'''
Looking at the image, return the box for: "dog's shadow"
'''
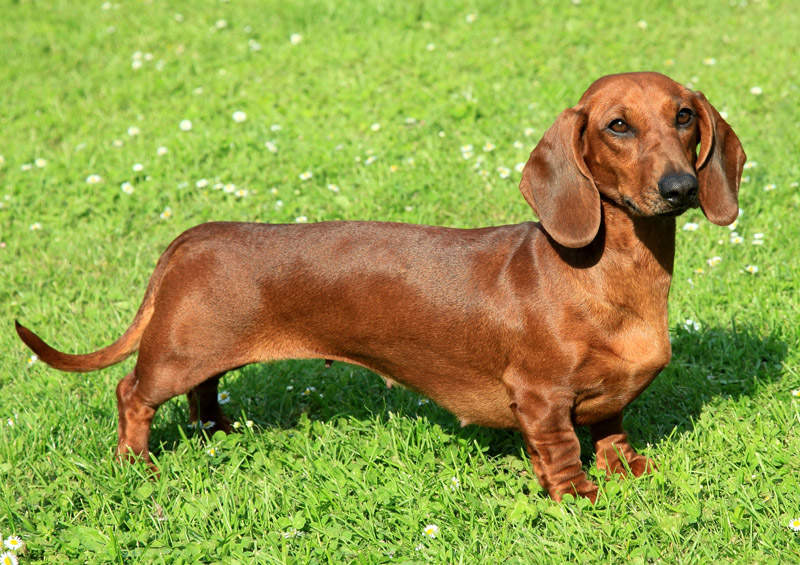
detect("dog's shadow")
[622,324,787,445]
[150,324,787,465]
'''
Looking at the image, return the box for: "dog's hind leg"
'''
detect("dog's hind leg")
[116,360,233,465]
[186,373,232,435]
[115,368,158,464]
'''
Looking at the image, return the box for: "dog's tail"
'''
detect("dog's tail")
[14,235,179,373]
[15,304,150,372]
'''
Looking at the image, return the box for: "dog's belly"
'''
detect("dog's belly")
[369,363,517,429]
[265,343,518,429]
[427,382,517,428]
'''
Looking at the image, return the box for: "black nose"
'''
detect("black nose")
[658,173,698,206]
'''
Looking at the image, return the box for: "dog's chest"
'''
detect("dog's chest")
[571,310,671,424]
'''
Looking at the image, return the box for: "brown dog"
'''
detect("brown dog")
[16,72,745,502]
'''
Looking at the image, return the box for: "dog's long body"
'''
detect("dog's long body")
[16,72,745,501]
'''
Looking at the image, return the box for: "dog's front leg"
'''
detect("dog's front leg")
[507,384,598,502]
[590,413,656,477]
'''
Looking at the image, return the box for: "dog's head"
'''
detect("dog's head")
[519,72,746,248]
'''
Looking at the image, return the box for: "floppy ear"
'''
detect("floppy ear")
[519,107,600,248]
[693,92,746,226]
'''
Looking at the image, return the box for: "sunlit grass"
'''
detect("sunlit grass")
[1,0,799,562]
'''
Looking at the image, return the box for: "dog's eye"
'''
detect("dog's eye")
[607,119,629,134]
[676,108,694,126]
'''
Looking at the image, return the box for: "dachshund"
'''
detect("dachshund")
[16,72,745,501]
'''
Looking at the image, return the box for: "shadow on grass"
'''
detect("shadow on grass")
[623,323,787,445]
[149,323,787,466]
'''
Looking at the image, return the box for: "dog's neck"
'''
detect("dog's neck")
[547,198,676,295]
[599,199,677,276]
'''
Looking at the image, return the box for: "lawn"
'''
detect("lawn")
[1,0,799,562]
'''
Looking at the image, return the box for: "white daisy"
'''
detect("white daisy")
[3,536,23,552]
[683,319,701,332]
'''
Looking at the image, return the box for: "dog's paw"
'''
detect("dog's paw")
[628,455,657,477]
[596,450,656,478]
[550,477,599,504]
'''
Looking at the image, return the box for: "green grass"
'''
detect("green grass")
[2,0,799,562]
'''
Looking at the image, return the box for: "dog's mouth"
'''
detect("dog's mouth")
[621,196,640,213]
[657,205,693,217]
[622,194,698,218]
[657,195,700,217]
